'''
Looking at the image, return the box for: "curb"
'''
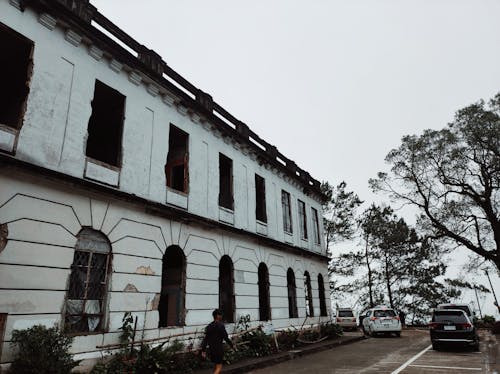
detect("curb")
[220,335,366,373]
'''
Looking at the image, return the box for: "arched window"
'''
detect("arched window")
[159,245,186,327]
[219,255,235,323]
[258,263,271,321]
[304,271,314,317]
[318,274,327,317]
[65,228,111,333]
[287,268,298,318]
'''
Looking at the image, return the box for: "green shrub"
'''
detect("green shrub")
[320,322,343,338]
[9,325,79,374]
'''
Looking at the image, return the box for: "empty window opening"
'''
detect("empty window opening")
[0,22,33,129]
[298,200,308,240]
[255,174,267,223]
[282,190,292,233]
[219,255,235,323]
[287,268,298,318]
[304,271,314,317]
[86,80,125,167]
[65,228,111,334]
[165,125,189,193]
[318,274,327,317]
[159,245,186,327]
[258,263,271,321]
[219,153,233,210]
[312,207,321,245]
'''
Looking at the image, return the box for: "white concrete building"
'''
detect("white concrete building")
[0,0,331,368]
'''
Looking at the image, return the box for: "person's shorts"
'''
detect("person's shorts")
[210,352,223,364]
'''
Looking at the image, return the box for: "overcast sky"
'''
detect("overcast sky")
[91,0,500,316]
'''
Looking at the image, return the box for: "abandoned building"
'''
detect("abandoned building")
[0,0,331,368]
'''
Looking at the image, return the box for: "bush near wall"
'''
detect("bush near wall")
[8,325,80,374]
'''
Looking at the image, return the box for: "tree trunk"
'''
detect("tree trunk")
[385,254,394,309]
[365,235,374,308]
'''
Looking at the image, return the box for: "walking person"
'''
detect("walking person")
[201,309,235,374]
[399,310,406,328]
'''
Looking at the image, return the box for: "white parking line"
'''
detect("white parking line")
[409,364,482,371]
[390,344,432,374]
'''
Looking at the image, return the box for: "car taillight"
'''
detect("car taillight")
[370,317,377,321]
[393,316,400,320]
[429,322,439,329]
[352,318,356,322]
[336,317,341,322]
[458,323,472,328]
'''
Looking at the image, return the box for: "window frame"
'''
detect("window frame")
[165,124,189,194]
[218,153,234,210]
[311,207,321,245]
[298,199,308,240]
[281,190,293,234]
[255,174,267,223]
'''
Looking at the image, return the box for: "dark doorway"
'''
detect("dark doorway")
[318,274,328,317]
[159,246,186,327]
[258,263,271,321]
[287,268,298,318]
[219,255,235,323]
[304,271,314,317]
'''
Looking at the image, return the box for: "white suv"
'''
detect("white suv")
[362,306,402,337]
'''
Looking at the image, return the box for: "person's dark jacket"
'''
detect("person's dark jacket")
[201,321,233,357]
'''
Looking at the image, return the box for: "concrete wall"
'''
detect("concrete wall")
[0,170,331,366]
[0,0,326,254]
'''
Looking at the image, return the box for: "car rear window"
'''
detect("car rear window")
[338,310,354,317]
[374,310,396,317]
[433,310,468,323]
[439,305,471,316]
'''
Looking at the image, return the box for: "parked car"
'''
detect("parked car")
[335,308,357,331]
[362,306,402,337]
[436,303,474,319]
[429,309,479,351]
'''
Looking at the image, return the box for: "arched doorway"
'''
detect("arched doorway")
[159,245,186,327]
[318,274,327,317]
[258,263,271,321]
[219,255,235,323]
[304,271,314,317]
[287,268,298,318]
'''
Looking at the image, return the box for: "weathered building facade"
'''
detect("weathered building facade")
[0,0,331,368]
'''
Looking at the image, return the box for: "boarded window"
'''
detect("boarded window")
[65,228,111,334]
[86,80,125,167]
[159,246,186,327]
[255,174,267,223]
[312,207,321,245]
[282,190,292,233]
[318,274,327,316]
[219,255,235,323]
[304,271,314,317]
[218,153,233,210]
[258,263,271,321]
[0,22,33,129]
[298,200,308,240]
[165,125,189,193]
[287,268,298,318]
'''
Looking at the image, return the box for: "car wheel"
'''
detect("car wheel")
[432,342,440,351]
[395,332,401,337]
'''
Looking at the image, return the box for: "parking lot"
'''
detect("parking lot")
[249,329,498,373]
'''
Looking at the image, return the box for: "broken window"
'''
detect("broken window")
[86,80,125,167]
[281,190,293,233]
[311,207,321,245]
[0,22,33,129]
[159,245,186,327]
[318,274,327,317]
[258,263,271,321]
[255,174,267,223]
[218,153,233,210]
[219,255,235,323]
[298,200,308,240]
[287,268,298,318]
[304,271,314,317]
[65,228,111,334]
[165,125,189,193]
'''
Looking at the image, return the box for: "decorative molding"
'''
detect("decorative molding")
[65,29,82,47]
[109,59,123,73]
[176,104,188,116]
[9,0,21,10]
[146,83,159,97]
[38,13,57,30]
[128,71,142,86]
[88,45,103,61]
[162,93,177,107]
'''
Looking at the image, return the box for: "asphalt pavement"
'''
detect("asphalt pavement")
[248,329,494,374]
